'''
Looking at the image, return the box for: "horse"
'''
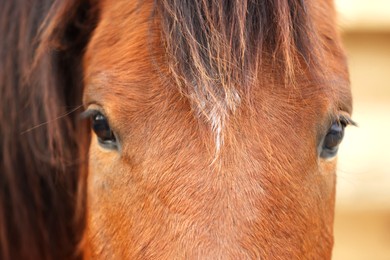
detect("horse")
[0,0,354,259]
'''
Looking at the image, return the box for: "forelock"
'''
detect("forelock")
[156,0,324,151]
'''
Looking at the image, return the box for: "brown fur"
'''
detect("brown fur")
[0,0,352,259]
[0,0,95,259]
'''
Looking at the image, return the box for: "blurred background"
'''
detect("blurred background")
[334,0,390,259]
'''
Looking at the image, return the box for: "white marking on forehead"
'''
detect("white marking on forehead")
[210,110,223,153]
[194,87,241,155]
[229,89,242,112]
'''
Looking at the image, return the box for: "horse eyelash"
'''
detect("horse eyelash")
[338,114,357,127]
[79,109,101,120]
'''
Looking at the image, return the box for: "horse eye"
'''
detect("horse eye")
[320,121,346,158]
[91,112,117,149]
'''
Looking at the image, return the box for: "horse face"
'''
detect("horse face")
[83,0,352,258]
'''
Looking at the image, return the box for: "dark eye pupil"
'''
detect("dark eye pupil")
[91,113,116,143]
[320,121,345,158]
[323,123,344,150]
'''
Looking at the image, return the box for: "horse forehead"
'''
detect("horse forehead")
[82,0,161,103]
[83,0,351,115]
[84,2,155,68]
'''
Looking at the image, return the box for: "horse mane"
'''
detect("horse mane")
[0,0,96,259]
[0,0,327,259]
[156,0,324,149]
